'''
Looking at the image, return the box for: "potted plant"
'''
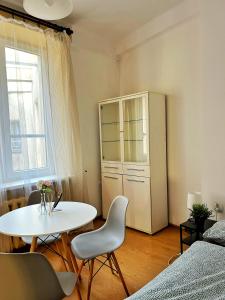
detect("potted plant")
[190,203,213,231]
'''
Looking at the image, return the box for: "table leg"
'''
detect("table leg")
[61,232,75,272]
[180,225,183,254]
[30,237,37,252]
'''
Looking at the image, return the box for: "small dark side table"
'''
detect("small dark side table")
[180,219,217,254]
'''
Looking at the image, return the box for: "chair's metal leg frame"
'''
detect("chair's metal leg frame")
[107,253,115,275]
[37,234,60,255]
[79,252,129,298]
[94,256,118,276]
[38,237,68,263]
[38,234,60,248]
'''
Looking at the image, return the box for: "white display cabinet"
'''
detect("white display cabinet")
[99,91,168,234]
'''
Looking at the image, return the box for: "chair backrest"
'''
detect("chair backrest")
[0,252,65,300]
[27,190,41,206]
[104,195,128,244]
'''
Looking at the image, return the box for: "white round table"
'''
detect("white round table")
[0,201,97,272]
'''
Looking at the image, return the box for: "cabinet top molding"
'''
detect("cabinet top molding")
[99,91,148,103]
[98,90,165,103]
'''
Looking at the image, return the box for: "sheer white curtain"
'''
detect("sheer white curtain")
[45,31,83,201]
[0,17,84,251]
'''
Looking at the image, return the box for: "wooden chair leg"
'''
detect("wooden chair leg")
[30,237,37,252]
[77,260,85,278]
[76,285,82,300]
[56,240,68,271]
[66,233,80,274]
[107,253,114,274]
[87,259,95,300]
[61,233,73,271]
[111,252,129,296]
[74,260,84,300]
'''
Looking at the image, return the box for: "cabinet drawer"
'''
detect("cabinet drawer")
[123,164,150,177]
[101,162,122,174]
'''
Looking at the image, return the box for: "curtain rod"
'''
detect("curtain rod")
[0,4,73,35]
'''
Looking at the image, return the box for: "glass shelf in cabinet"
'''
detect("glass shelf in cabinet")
[101,121,120,125]
[123,118,145,123]
[124,139,144,142]
[102,140,120,143]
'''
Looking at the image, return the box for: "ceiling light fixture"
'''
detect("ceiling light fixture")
[23,0,73,21]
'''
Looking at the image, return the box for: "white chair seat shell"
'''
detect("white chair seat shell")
[71,228,122,260]
[71,195,128,260]
[56,272,77,296]
[0,252,77,300]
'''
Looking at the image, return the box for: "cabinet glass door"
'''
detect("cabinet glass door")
[100,101,121,161]
[123,96,148,163]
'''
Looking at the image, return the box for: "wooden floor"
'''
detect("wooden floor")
[44,220,180,300]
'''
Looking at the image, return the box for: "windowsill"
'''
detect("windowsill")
[2,175,57,190]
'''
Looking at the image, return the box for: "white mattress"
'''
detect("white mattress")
[127,241,225,300]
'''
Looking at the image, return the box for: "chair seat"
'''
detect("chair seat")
[56,272,77,296]
[71,228,122,260]
[22,234,59,245]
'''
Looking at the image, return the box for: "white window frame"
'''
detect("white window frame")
[0,40,55,184]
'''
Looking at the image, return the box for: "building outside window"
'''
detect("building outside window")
[0,46,53,184]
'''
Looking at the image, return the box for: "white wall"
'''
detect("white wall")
[70,28,119,214]
[118,15,201,225]
[69,0,225,225]
[200,0,225,218]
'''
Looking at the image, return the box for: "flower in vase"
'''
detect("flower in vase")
[37,180,53,193]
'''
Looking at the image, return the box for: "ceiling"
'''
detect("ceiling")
[1,0,183,43]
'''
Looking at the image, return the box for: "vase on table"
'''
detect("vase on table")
[40,192,53,215]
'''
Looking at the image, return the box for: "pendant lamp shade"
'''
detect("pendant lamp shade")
[23,0,73,21]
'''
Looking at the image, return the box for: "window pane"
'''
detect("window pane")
[7,81,32,92]
[6,48,45,136]
[11,137,47,171]
[8,92,45,135]
[5,47,38,64]
[5,47,48,173]
[11,137,22,154]
[10,121,22,154]
[6,66,35,81]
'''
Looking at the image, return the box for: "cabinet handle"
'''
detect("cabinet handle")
[127,168,145,171]
[127,179,145,183]
[104,176,119,180]
[104,166,119,169]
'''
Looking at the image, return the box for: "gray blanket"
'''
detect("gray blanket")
[127,241,225,300]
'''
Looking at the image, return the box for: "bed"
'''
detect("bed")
[127,241,225,300]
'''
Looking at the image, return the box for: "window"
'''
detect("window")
[10,120,22,153]
[0,46,53,183]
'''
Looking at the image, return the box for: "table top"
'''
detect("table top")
[180,218,217,231]
[0,201,97,237]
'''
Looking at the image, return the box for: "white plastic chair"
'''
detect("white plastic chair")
[71,195,129,300]
[0,252,80,300]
